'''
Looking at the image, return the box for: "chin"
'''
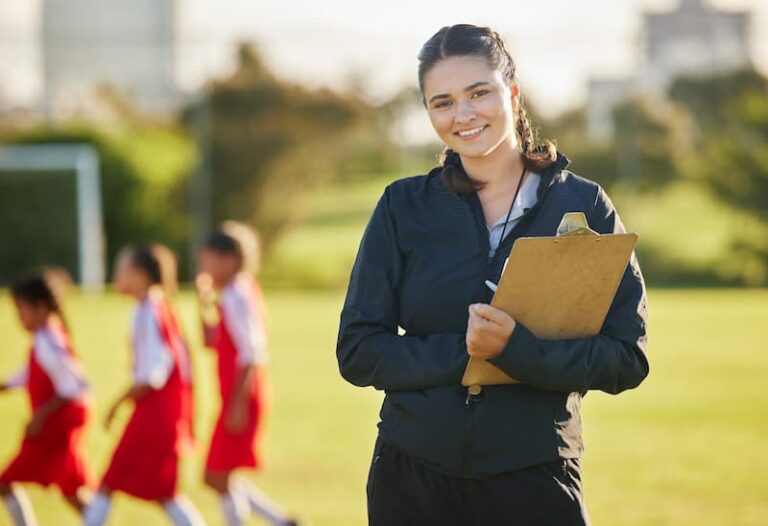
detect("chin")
[450,143,495,160]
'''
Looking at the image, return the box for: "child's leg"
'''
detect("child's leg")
[204,470,246,526]
[0,483,38,526]
[233,476,296,526]
[161,495,206,526]
[63,486,90,514]
[82,488,112,526]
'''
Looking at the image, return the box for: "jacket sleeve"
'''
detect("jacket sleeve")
[488,185,650,394]
[336,187,469,391]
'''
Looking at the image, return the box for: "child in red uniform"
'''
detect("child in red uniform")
[0,272,92,526]
[196,221,298,526]
[83,244,204,526]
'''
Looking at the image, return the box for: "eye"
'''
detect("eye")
[432,100,453,109]
[471,89,490,99]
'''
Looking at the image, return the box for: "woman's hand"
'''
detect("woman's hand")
[466,303,517,360]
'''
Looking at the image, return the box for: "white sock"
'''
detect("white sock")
[82,492,111,526]
[164,496,205,526]
[220,492,246,526]
[234,477,291,526]
[2,488,37,526]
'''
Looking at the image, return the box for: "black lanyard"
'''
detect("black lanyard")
[495,165,528,249]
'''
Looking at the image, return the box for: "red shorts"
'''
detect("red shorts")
[0,404,91,496]
[205,394,264,473]
[102,406,181,501]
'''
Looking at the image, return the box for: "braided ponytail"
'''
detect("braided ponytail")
[418,24,557,193]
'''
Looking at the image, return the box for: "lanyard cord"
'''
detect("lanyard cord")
[495,164,528,250]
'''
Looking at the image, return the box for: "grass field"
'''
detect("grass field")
[0,288,767,525]
[1,175,767,525]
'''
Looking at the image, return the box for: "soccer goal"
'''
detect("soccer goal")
[0,144,105,291]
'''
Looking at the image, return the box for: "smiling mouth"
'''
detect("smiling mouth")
[454,125,487,139]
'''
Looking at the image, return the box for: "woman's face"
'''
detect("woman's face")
[422,55,518,160]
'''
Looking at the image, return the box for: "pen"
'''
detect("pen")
[485,280,498,293]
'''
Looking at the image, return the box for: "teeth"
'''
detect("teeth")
[458,126,485,137]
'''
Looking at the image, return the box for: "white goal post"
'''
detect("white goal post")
[0,144,105,291]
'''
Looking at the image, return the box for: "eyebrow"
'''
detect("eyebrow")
[427,81,491,105]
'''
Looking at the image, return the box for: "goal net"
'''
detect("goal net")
[0,144,105,291]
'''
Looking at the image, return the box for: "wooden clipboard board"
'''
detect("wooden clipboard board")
[461,214,638,388]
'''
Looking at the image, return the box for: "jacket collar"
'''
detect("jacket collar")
[428,150,571,200]
[536,151,570,199]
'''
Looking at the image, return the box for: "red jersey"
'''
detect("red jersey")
[205,274,269,472]
[0,322,92,495]
[101,294,195,500]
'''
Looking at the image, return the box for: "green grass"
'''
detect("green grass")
[0,288,766,525]
[2,174,767,524]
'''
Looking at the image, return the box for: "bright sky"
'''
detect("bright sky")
[1,0,767,117]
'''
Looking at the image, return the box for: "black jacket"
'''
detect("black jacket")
[336,153,649,477]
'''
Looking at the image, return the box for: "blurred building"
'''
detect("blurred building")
[42,0,179,118]
[588,0,752,140]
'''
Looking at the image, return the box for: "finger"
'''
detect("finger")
[472,303,510,325]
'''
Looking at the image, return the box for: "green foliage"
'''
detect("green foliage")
[546,68,768,286]
[670,70,768,221]
[183,43,383,251]
[0,171,78,283]
[0,125,195,282]
[610,98,694,191]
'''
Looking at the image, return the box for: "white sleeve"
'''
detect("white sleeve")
[34,334,87,399]
[132,305,174,389]
[221,284,268,367]
[3,366,28,389]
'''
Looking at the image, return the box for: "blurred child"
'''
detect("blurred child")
[196,222,298,526]
[83,244,203,526]
[0,271,92,525]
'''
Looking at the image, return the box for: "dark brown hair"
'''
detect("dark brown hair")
[122,243,178,294]
[203,221,260,273]
[11,271,69,330]
[418,24,557,193]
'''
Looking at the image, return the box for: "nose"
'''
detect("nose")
[454,99,476,125]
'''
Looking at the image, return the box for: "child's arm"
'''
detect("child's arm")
[29,335,87,436]
[221,282,268,433]
[104,385,152,430]
[226,364,257,433]
[105,304,175,429]
[1,367,28,392]
[195,273,218,348]
[26,395,68,437]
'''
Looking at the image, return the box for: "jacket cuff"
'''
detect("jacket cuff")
[488,320,539,379]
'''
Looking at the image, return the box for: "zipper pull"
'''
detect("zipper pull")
[465,385,483,406]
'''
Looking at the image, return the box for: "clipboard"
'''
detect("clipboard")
[461,212,639,388]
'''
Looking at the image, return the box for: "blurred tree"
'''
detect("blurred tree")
[610,97,694,191]
[183,43,377,252]
[0,125,194,282]
[670,69,768,221]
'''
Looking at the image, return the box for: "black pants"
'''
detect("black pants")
[367,439,591,526]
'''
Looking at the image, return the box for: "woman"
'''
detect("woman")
[336,24,649,526]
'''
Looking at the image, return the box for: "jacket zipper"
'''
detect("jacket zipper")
[460,170,560,476]
[462,389,482,475]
